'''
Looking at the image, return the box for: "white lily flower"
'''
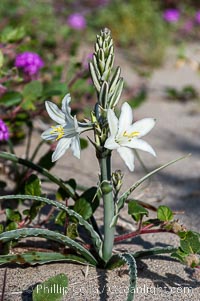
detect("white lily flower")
[104,102,156,172]
[41,94,89,162]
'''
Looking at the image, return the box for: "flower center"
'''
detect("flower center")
[123,130,140,141]
[50,126,65,140]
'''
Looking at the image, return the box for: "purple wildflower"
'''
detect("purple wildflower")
[195,11,200,24]
[15,52,44,79]
[67,13,86,30]
[0,119,9,141]
[163,9,180,23]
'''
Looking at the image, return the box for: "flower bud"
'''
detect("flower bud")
[112,170,123,193]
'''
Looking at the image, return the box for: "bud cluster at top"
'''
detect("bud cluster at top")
[89,28,124,110]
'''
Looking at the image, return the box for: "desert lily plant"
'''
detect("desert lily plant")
[0,29,199,301]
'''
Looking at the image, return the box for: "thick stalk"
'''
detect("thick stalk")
[99,154,115,262]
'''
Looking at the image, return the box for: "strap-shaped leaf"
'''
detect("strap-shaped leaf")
[118,253,137,301]
[117,155,189,214]
[0,252,89,266]
[0,195,102,254]
[0,228,97,266]
[133,246,178,258]
[107,246,178,269]
[0,152,76,199]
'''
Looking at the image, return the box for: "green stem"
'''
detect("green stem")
[99,154,115,262]
[30,140,44,162]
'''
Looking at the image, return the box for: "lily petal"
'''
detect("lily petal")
[124,138,156,156]
[118,102,133,135]
[117,146,135,172]
[45,101,65,125]
[52,138,71,162]
[104,135,119,150]
[107,109,118,136]
[128,118,156,138]
[61,94,73,122]
[71,136,81,159]
[41,127,57,141]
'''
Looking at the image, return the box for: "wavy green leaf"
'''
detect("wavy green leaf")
[118,253,137,301]
[0,252,88,266]
[0,228,97,266]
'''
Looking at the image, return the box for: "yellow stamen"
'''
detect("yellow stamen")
[123,131,140,139]
[50,126,64,140]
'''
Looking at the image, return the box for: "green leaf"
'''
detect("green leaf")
[22,81,43,110]
[180,231,200,254]
[37,150,55,170]
[25,174,41,196]
[55,211,66,226]
[25,202,43,221]
[23,80,43,100]
[0,50,4,68]
[5,209,22,222]
[1,26,25,43]
[0,228,97,265]
[157,205,173,222]
[80,186,100,212]
[0,252,88,266]
[171,248,186,264]
[0,224,4,234]
[5,221,18,231]
[66,223,78,239]
[33,273,68,301]
[43,82,67,97]
[56,179,77,201]
[80,138,88,150]
[0,194,102,255]
[0,91,22,107]
[73,198,93,220]
[128,200,148,222]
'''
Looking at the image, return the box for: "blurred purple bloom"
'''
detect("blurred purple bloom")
[83,53,93,70]
[0,119,9,141]
[195,11,200,24]
[15,52,44,77]
[67,13,86,30]
[183,20,193,33]
[163,9,180,23]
